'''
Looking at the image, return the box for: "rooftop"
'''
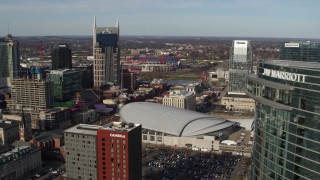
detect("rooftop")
[262,60,320,70]
[102,122,140,132]
[64,124,100,136]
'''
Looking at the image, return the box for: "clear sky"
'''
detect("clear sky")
[0,0,319,38]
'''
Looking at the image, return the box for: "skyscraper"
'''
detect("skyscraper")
[51,43,72,69]
[280,41,320,62]
[93,17,120,89]
[246,60,320,179]
[0,34,20,86]
[228,40,252,93]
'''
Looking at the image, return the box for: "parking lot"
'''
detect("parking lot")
[143,144,243,180]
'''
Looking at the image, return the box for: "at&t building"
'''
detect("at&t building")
[246,60,320,179]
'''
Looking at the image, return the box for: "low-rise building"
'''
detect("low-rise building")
[0,120,19,145]
[71,109,96,124]
[39,108,71,130]
[30,129,64,161]
[221,93,255,112]
[163,90,196,110]
[2,113,32,141]
[0,141,42,179]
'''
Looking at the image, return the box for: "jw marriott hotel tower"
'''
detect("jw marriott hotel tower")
[247,60,320,179]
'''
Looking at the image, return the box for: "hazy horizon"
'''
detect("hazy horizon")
[1,0,319,38]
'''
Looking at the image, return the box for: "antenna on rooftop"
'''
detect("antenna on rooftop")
[7,23,10,35]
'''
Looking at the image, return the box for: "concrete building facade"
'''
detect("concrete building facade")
[163,90,196,110]
[64,122,142,180]
[221,93,255,112]
[64,124,98,180]
[0,141,42,180]
[3,113,32,141]
[9,78,54,112]
[0,120,19,145]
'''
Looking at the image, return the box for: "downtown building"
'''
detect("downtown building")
[46,69,82,102]
[0,34,20,88]
[228,40,253,93]
[0,141,42,179]
[93,17,120,89]
[246,60,320,179]
[8,78,69,130]
[64,122,142,180]
[163,90,196,110]
[280,41,320,62]
[223,40,254,112]
[51,43,72,70]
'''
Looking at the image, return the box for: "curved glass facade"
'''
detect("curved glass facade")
[247,60,320,180]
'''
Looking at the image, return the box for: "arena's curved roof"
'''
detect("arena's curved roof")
[119,102,237,137]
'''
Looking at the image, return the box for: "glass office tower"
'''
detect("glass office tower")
[280,41,320,62]
[228,40,253,93]
[246,60,320,179]
[0,34,20,86]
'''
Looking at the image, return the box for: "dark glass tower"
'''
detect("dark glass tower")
[51,43,72,69]
[280,41,320,62]
[93,17,120,88]
[0,34,20,86]
[246,60,320,179]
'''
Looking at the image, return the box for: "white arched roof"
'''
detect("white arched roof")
[119,102,237,137]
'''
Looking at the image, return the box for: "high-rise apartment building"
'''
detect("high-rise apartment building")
[8,78,54,129]
[280,41,320,62]
[9,78,54,112]
[246,60,320,179]
[228,40,252,93]
[93,17,120,89]
[51,43,72,69]
[64,122,141,180]
[0,34,20,87]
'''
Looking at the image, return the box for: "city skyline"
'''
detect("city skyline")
[0,0,319,38]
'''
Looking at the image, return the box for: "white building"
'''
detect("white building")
[120,102,240,152]
[221,93,255,112]
[163,90,196,110]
